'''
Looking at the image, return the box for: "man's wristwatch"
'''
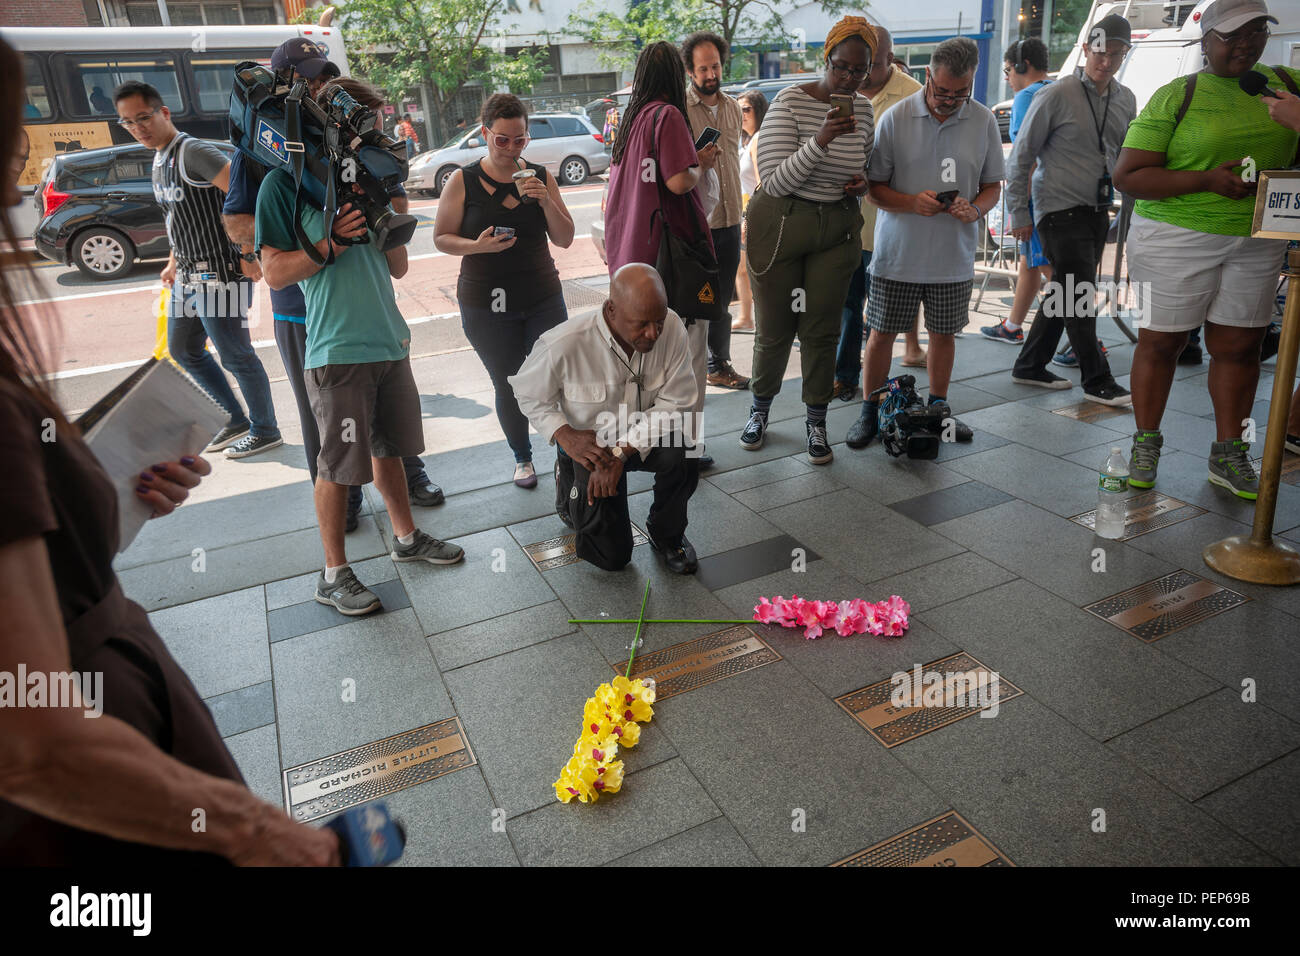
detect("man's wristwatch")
[239,251,259,263]
[610,445,625,461]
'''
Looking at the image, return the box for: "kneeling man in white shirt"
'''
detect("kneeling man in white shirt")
[509,263,702,573]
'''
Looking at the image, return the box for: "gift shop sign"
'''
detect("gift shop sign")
[1252,170,1300,239]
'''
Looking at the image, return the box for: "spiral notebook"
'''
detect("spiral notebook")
[75,358,227,550]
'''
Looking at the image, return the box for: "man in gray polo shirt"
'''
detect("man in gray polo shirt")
[847,37,1004,448]
[1006,12,1136,406]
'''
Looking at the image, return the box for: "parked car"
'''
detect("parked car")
[405,112,610,196]
[991,98,1012,143]
[591,179,608,264]
[33,140,234,280]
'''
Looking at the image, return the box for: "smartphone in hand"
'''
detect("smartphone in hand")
[829,93,855,120]
[694,126,721,151]
[493,226,516,239]
[935,189,959,207]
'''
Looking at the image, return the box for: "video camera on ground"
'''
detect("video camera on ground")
[869,374,946,460]
[229,62,417,264]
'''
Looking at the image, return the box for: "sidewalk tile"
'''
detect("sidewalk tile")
[400,527,556,636]
[733,470,845,512]
[830,448,970,505]
[265,555,396,611]
[862,552,1017,613]
[149,586,269,698]
[696,534,820,592]
[1107,688,1300,801]
[889,480,1012,526]
[764,488,965,583]
[959,402,1130,457]
[206,680,275,738]
[942,443,1104,517]
[652,660,948,865]
[628,479,782,559]
[508,760,721,866]
[271,607,455,767]
[428,599,578,672]
[918,579,1221,741]
[381,767,520,867]
[1196,750,1300,865]
[269,578,411,643]
[705,455,815,494]
[890,696,1272,865]
[611,816,761,867]
[223,724,282,808]
[121,516,387,612]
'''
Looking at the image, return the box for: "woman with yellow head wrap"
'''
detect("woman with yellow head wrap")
[738,16,877,464]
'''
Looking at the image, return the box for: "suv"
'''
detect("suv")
[33,140,235,280]
[405,112,610,196]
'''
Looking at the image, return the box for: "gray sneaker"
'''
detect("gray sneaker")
[391,528,465,565]
[315,566,382,616]
[1129,430,1163,489]
[1208,439,1259,500]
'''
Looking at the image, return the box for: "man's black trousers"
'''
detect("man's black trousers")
[556,444,700,571]
[1012,206,1116,391]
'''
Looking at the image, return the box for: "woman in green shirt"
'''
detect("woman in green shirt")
[1113,5,1295,501]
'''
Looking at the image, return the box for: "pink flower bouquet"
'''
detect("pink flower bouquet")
[753,594,910,640]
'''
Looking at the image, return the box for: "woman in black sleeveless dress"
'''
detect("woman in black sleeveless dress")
[434,94,576,488]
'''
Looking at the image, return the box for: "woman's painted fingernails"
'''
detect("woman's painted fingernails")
[151,464,168,473]
[181,456,196,466]
[136,485,149,495]
[139,472,154,482]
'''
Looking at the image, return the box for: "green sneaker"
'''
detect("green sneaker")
[391,528,465,565]
[1208,440,1259,500]
[1129,430,1163,488]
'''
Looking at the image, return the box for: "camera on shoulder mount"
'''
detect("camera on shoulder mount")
[869,374,946,460]
[229,63,417,259]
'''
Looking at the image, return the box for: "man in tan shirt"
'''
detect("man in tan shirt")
[684,31,749,395]
[834,27,925,401]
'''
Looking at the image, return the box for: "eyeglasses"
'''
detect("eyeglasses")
[489,132,530,148]
[117,108,161,129]
[1210,25,1271,47]
[926,78,972,102]
[828,60,870,80]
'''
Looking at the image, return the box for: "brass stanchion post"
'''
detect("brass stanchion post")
[1203,247,1300,585]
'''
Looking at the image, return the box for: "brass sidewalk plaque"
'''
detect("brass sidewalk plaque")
[1071,491,1205,540]
[523,524,648,571]
[282,718,475,822]
[836,651,1022,748]
[614,626,781,700]
[1252,454,1300,487]
[1084,569,1248,642]
[834,812,1013,867]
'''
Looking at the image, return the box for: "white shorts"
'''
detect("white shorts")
[1126,213,1285,333]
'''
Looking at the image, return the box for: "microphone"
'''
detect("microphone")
[324,801,407,866]
[1240,71,1281,99]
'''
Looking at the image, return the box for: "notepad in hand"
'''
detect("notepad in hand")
[77,358,227,551]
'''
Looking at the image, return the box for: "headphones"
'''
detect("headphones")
[1012,40,1029,74]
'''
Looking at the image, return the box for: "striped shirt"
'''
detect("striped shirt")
[755,85,873,202]
[152,132,239,283]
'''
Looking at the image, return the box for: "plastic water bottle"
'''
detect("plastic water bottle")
[1096,447,1129,539]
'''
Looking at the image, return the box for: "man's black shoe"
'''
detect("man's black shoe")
[1178,342,1203,365]
[345,510,360,533]
[846,409,878,448]
[928,401,973,442]
[698,454,714,469]
[409,483,445,507]
[650,535,698,574]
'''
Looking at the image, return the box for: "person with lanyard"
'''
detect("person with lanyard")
[222,40,445,532]
[434,93,576,489]
[508,264,701,574]
[1003,13,1135,405]
[742,16,876,465]
[1113,0,1298,500]
[846,37,1003,450]
[981,37,1054,347]
[833,23,924,404]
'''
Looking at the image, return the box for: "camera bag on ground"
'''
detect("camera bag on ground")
[870,374,946,460]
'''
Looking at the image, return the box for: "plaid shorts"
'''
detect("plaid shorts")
[867,276,973,335]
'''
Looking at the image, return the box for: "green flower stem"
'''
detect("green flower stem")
[571,619,755,624]
[624,580,651,680]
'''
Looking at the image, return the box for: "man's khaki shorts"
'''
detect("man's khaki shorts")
[304,357,425,485]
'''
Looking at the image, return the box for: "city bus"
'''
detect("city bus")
[1,24,350,237]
